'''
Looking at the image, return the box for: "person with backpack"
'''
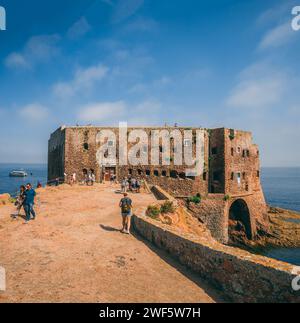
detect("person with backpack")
[119,193,133,234]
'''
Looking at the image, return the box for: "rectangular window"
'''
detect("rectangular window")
[213,171,222,182]
[237,172,241,185]
[184,139,192,147]
[211,147,218,155]
[108,140,115,147]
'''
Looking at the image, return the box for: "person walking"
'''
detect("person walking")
[91,171,96,185]
[72,173,77,184]
[131,178,137,193]
[121,178,128,193]
[110,173,114,186]
[119,193,133,234]
[13,185,26,219]
[136,178,141,193]
[23,183,37,224]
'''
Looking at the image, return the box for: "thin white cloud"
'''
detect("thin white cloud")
[128,76,171,94]
[5,34,61,69]
[123,17,159,33]
[78,101,126,122]
[19,104,49,121]
[226,62,286,109]
[67,17,91,40]
[258,22,296,50]
[4,53,30,69]
[256,1,294,26]
[227,78,284,109]
[78,99,162,124]
[53,64,109,98]
[101,0,114,6]
[112,0,144,23]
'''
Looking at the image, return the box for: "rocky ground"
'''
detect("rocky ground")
[227,206,300,252]
[257,207,300,248]
[0,184,221,303]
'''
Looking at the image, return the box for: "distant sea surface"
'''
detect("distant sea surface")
[0,164,299,264]
[3,166,299,210]
[261,167,300,213]
[0,163,47,196]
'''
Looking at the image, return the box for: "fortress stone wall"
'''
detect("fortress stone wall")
[48,125,267,243]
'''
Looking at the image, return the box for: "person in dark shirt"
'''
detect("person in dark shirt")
[24,183,37,224]
[13,185,26,219]
[119,193,133,234]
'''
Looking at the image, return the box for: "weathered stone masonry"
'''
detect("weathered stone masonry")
[48,125,268,243]
[133,211,300,303]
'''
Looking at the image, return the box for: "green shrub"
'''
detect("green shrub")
[160,201,175,214]
[224,195,230,201]
[187,194,201,205]
[146,205,161,219]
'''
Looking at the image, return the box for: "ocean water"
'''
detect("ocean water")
[3,166,299,210]
[0,163,47,196]
[261,167,300,213]
[260,168,300,266]
[0,164,299,265]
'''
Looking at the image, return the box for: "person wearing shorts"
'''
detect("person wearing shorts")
[119,193,133,234]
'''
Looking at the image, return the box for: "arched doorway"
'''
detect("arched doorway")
[228,199,252,243]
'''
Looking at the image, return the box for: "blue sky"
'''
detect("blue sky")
[0,0,299,166]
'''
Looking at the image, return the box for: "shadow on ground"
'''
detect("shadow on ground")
[131,228,226,303]
[99,224,121,232]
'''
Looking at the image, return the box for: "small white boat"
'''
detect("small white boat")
[9,170,28,177]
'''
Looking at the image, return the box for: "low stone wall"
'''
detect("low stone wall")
[151,185,178,203]
[132,211,300,303]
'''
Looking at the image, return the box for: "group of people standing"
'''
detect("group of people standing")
[121,177,141,193]
[83,170,96,186]
[14,183,37,224]
[65,170,96,186]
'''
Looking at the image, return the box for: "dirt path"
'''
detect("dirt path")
[0,184,221,303]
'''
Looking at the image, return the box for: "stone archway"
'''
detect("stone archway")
[228,199,252,244]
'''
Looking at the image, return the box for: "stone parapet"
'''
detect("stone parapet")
[132,211,300,303]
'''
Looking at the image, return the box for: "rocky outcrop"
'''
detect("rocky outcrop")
[254,207,300,249]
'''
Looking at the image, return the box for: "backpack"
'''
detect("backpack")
[121,198,131,213]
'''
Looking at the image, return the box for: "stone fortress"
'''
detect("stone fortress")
[48,125,268,244]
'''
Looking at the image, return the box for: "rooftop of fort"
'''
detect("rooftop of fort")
[50,124,254,135]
